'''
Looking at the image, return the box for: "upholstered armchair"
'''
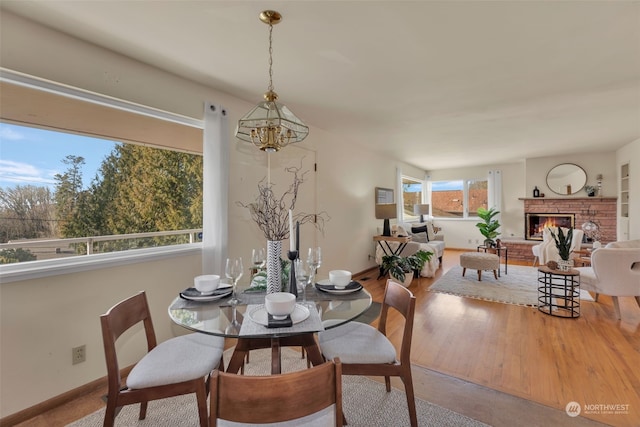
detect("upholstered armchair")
[532,227,584,266]
[576,240,640,320]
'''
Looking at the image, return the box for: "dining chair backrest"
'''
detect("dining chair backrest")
[101,291,157,394]
[210,358,343,427]
[378,279,416,366]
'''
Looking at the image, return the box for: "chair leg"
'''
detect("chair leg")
[384,376,391,392]
[402,370,418,427]
[477,270,482,281]
[139,401,147,420]
[533,256,538,266]
[195,381,209,427]
[103,400,117,427]
[462,267,466,277]
[493,270,498,280]
[635,296,640,309]
[612,296,622,320]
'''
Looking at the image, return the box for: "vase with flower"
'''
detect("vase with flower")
[238,165,329,293]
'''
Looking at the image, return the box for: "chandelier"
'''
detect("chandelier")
[235,10,309,152]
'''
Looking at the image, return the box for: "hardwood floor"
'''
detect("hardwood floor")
[13,249,640,426]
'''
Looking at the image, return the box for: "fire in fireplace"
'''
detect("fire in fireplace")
[525,213,575,240]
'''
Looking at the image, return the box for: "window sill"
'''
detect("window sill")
[0,244,202,283]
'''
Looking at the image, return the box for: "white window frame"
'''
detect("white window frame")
[429,178,489,220]
[0,71,208,282]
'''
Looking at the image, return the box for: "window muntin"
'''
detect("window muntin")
[431,179,488,219]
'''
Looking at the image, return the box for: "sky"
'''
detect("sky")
[0,123,116,190]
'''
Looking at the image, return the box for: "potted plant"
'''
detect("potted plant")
[476,207,501,248]
[550,227,574,271]
[381,250,432,287]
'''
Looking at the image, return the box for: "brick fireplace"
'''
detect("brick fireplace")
[504,197,617,263]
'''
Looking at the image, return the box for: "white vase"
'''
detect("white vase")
[392,272,414,288]
[557,259,574,272]
[266,240,282,294]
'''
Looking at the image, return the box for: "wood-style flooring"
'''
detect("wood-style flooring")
[12,250,640,427]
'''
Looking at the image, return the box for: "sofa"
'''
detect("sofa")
[375,221,445,278]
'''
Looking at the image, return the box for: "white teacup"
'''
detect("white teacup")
[265,292,297,320]
[329,270,352,289]
[194,274,220,294]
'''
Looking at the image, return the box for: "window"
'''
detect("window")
[401,176,423,221]
[0,76,204,265]
[431,179,488,219]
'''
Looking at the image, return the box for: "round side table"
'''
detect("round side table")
[537,266,580,318]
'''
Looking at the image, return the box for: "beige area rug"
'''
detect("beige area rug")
[68,348,489,427]
[429,264,593,307]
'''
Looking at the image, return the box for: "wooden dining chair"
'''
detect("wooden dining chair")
[209,358,343,427]
[100,291,224,427]
[318,279,418,427]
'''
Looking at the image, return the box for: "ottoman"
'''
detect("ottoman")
[460,252,500,281]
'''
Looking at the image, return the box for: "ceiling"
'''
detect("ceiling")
[2,1,639,171]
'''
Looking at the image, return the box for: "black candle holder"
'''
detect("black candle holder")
[287,250,299,297]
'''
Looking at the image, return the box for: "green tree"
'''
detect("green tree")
[0,185,56,242]
[54,155,85,237]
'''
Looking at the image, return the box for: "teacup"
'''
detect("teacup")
[265,292,296,320]
[194,274,220,294]
[329,270,352,289]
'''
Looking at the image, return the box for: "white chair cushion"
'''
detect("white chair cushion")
[218,405,335,427]
[318,322,397,364]
[127,333,224,389]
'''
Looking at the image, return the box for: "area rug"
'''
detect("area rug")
[428,264,593,307]
[67,348,489,427]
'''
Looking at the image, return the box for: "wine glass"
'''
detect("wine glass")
[307,247,322,288]
[252,248,266,271]
[294,258,313,307]
[225,257,244,306]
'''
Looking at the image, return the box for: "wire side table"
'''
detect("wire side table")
[537,266,580,318]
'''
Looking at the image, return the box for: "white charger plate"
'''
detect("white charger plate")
[248,304,310,326]
[180,284,232,301]
[316,279,363,294]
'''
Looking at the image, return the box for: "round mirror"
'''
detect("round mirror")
[546,163,587,195]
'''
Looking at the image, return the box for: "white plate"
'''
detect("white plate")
[248,304,310,326]
[316,279,363,294]
[180,284,232,301]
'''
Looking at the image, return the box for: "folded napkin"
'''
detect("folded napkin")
[315,280,363,292]
[267,314,293,328]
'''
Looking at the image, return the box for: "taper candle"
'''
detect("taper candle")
[296,221,300,252]
[289,210,295,251]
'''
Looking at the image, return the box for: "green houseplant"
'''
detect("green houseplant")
[381,250,432,285]
[549,227,573,271]
[476,207,501,247]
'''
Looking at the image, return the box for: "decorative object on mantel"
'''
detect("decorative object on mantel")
[596,173,603,197]
[533,186,540,197]
[584,185,597,197]
[237,166,329,293]
[476,207,501,247]
[550,227,573,271]
[235,10,309,152]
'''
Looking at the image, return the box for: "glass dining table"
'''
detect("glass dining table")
[168,281,373,375]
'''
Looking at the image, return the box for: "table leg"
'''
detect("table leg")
[271,338,281,374]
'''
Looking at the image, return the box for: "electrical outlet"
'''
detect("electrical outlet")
[72,345,86,365]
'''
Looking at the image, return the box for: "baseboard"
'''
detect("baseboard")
[0,365,133,427]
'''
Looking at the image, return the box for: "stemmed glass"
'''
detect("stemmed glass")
[294,258,313,307]
[307,247,322,285]
[252,248,266,272]
[225,257,243,306]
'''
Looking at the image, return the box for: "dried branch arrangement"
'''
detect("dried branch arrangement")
[237,165,330,241]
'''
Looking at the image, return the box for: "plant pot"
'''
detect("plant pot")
[391,272,414,288]
[557,259,574,272]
